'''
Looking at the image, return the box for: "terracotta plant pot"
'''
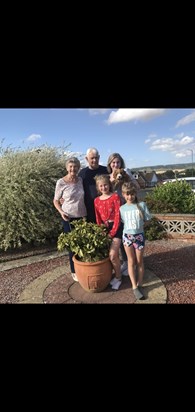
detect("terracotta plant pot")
[72,255,112,293]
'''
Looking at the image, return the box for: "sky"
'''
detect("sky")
[0,108,195,169]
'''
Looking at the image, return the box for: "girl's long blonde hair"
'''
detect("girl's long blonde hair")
[94,174,113,195]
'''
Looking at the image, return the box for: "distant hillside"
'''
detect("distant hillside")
[133,162,193,172]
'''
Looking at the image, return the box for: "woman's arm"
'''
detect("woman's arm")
[53,199,69,221]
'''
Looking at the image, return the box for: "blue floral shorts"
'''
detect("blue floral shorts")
[122,233,145,250]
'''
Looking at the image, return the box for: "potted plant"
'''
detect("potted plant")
[57,219,113,292]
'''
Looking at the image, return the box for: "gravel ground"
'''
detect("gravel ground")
[0,239,195,304]
[0,256,66,304]
[144,239,195,304]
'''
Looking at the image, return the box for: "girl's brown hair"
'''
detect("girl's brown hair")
[122,182,144,220]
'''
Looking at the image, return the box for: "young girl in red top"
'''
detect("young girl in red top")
[94,174,123,290]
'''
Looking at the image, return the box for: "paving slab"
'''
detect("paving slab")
[18,264,167,304]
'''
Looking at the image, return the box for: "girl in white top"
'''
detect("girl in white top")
[53,157,87,281]
[120,182,152,300]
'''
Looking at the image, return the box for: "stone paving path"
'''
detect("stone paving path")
[7,252,167,304]
[0,251,65,272]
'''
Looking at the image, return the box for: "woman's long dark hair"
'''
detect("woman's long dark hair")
[107,153,126,174]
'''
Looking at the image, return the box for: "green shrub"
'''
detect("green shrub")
[145,217,166,241]
[57,219,112,262]
[145,181,195,214]
[0,144,84,251]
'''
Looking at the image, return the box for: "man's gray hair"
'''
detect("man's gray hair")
[86,148,99,157]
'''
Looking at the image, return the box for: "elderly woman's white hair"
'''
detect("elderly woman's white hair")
[65,157,80,169]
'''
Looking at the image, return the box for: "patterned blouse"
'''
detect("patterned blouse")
[54,177,87,218]
[94,193,122,238]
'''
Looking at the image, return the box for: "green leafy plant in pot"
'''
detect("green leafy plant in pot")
[57,219,113,292]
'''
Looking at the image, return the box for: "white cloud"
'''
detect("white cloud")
[88,109,110,115]
[179,136,194,145]
[148,133,157,138]
[145,139,151,144]
[175,153,187,158]
[150,138,173,151]
[26,134,41,142]
[175,132,184,138]
[149,135,195,159]
[175,110,195,128]
[106,109,166,125]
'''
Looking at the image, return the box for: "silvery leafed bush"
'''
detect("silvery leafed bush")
[0,144,84,251]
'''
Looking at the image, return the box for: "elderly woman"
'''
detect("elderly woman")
[53,157,87,281]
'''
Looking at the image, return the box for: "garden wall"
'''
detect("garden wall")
[154,214,195,242]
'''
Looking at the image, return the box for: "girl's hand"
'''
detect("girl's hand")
[144,220,151,228]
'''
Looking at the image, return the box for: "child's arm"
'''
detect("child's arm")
[109,195,121,238]
[142,202,152,226]
[94,198,103,225]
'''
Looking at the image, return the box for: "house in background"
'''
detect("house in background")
[129,169,161,189]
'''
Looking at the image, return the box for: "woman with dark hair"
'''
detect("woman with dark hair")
[107,152,139,190]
